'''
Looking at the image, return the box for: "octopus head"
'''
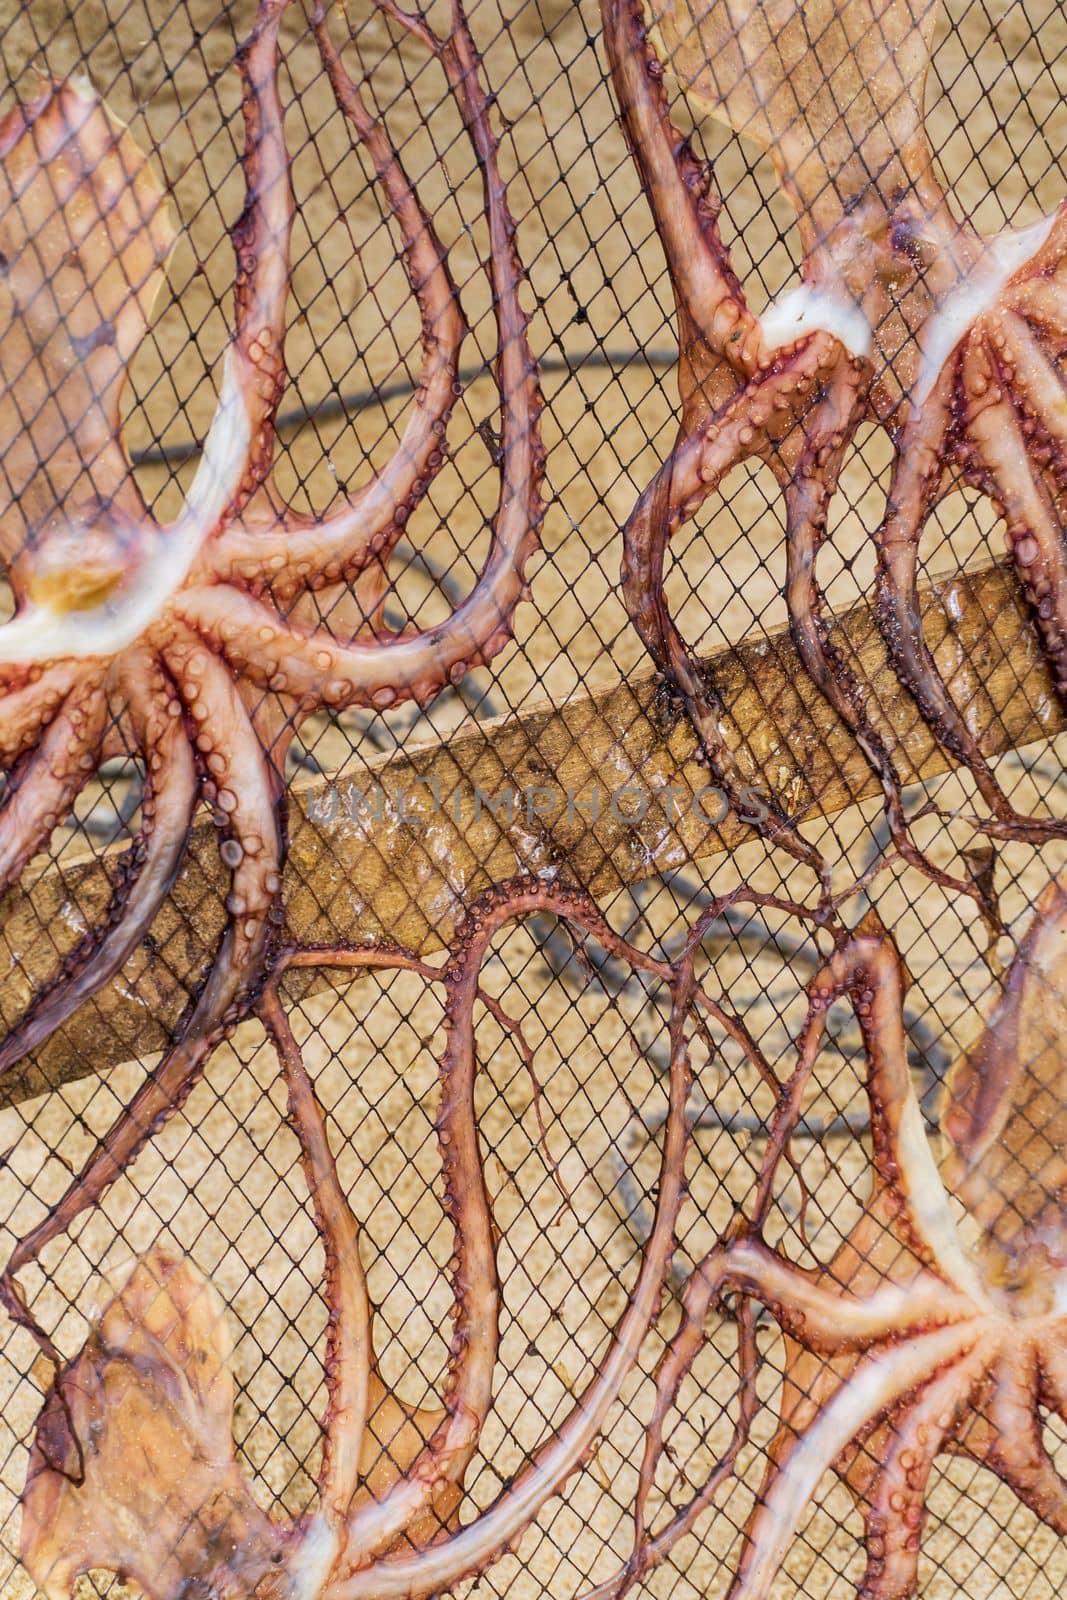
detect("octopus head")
[20,1250,294,1600]
[972,1230,1067,1321]
[20,501,147,617]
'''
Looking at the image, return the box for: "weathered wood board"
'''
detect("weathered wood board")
[0,557,1058,1104]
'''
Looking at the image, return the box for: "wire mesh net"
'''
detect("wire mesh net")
[0,0,1065,1594]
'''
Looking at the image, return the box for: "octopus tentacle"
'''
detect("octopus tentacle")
[945,1327,1067,1532]
[330,889,695,1600]
[999,313,1067,493]
[684,1238,972,1353]
[784,365,866,751]
[206,1,466,600]
[585,1250,757,1600]
[212,0,294,521]
[346,0,543,664]
[1015,278,1067,349]
[0,663,84,768]
[964,338,1067,698]
[271,884,706,1591]
[14,884,708,1600]
[267,882,696,1588]
[982,1342,1067,1535]
[0,651,197,1076]
[813,934,988,1302]
[874,362,1038,831]
[944,1408,1067,1532]
[1037,1339,1067,1428]
[792,344,1051,873]
[178,0,541,715]
[855,1340,992,1600]
[748,963,842,1228]
[602,0,1067,863]
[596,888,1067,1598]
[1012,202,1067,289]
[621,338,839,650]
[745,934,889,1236]
[163,639,284,982]
[729,1326,983,1600]
[783,360,975,891]
[334,875,679,1565]
[1,648,284,1297]
[335,893,505,1566]
[743,928,981,1298]
[268,945,468,1557]
[0,677,106,893]
[259,985,370,1545]
[597,1238,976,1600]
[599,0,762,368]
[620,343,841,887]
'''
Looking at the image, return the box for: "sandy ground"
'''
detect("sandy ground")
[0,0,1065,1595]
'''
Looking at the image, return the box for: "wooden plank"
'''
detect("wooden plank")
[0,558,1059,1104]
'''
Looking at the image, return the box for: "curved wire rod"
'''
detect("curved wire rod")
[130,348,682,470]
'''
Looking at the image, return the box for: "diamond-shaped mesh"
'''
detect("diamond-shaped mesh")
[0,0,1065,1595]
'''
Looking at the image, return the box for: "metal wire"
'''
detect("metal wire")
[0,0,1063,1597]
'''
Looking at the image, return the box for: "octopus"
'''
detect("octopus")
[600,0,1067,884]
[0,0,542,1343]
[590,867,1067,1600]
[16,880,751,1600]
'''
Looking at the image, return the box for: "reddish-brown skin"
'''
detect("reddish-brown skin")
[19,880,739,1600]
[0,0,543,1348]
[601,0,1067,897]
[588,874,1067,1600]
[24,870,1067,1600]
